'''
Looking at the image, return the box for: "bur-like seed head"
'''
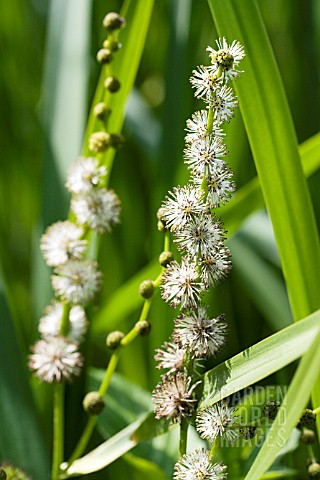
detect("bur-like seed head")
[83,391,105,415]
[103,12,125,31]
[96,48,113,64]
[104,76,121,93]
[308,463,320,479]
[135,320,151,336]
[159,251,174,267]
[106,330,125,349]
[94,102,111,121]
[301,429,316,445]
[264,400,281,420]
[239,426,257,440]
[139,279,155,299]
[298,409,316,428]
[89,131,111,153]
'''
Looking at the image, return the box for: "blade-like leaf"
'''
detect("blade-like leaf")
[208,0,320,320]
[245,328,320,479]
[198,310,320,409]
[0,282,50,478]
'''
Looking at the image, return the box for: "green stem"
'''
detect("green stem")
[312,406,320,415]
[164,231,170,252]
[99,349,122,395]
[66,416,97,468]
[52,383,65,480]
[307,444,316,463]
[59,303,71,337]
[179,417,189,458]
[206,107,214,134]
[209,436,220,461]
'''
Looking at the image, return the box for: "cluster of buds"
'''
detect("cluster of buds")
[152,38,245,479]
[28,12,125,385]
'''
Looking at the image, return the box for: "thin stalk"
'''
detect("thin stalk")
[179,417,189,458]
[209,436,220,461]
[52,383,65,480]
[59,303,71,337]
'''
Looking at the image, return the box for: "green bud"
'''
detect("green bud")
[109,133,125,150]
[308,463,320,479]
[159,251,174,267]
[157,220,165,232]
[103,12,126,31]
[135,320,151,336]
[89,131,111,153]
[264,400,281,420]
[103,39,122,52]
[106,330,124,349]
[139,279,155,299]
[96,48,113,64]
[104,76,121,93]
[301,429,316,445]
[298,409,316,428]
[157,207,166,222]
[83,391,105,415]
[94,102,111,121]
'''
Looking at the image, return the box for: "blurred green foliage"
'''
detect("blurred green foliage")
[0,0,319,478]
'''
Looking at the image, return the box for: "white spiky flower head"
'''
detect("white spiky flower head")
[154,341,186,374]
[173,448,227,480]
[173,214,226,258]
[29,336,83,383]
[209,84,238,125]
[161,185,207,232]
[152,372,199,422]
[160,258,205,310]
[66,156,107,194]
[71,188,121,233]
[51,259,102,306]
[185,110,224,143]
[40,221,87,267]
[196,401,239,443]
[200,248,232,288]
[184,136,228,176]
[192,161,235,208]
[173,306,227,358]
[190,65,222,103]
[38,301,88,342]
[207,37,245,82]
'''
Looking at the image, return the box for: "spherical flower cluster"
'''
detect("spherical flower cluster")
[153,39,244,477]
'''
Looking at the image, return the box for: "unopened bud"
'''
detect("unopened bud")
[109,133,125,150]
[104,76,121,93]
[103,39,122,52]
[94,102,111,121]
[139,280,155,299]
[159,251,174,267]
[83,391,105,415]
[106,330,124,349]
[308,463,320,479]
[96,48,113,64]
[103,12,126,32]
[135,320,151,336]
[301,429,316,445]
[89,131,111,153]
[157,207,166,222]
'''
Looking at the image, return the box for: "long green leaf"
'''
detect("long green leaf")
[222,131,320,236]
[198,310,320,409]
[245,328,320,479]
[208,0,320,320]
[208,0,320,432]
[0,283,50,478]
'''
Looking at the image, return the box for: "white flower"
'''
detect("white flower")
[190,65,221,103]
[185,110,224,143]
[160,258,204,309]
[184,136,228,176]
[196,401,239,443]
[152,372,199,422]
[66,156,107,194]
[207,37,245,82]
[173,214,226,258]
[29,336,83,383]
[192,162,235,208]
[200,248,232,288]
[209,84,238,125]
[40,221,87,267]
[71,188,121,233]
[51,259,102,305]
[161,185,207,232]
[173,306,227,358]
[155,341,186,374]
[39,302,88,342]
[174,449,227,480]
